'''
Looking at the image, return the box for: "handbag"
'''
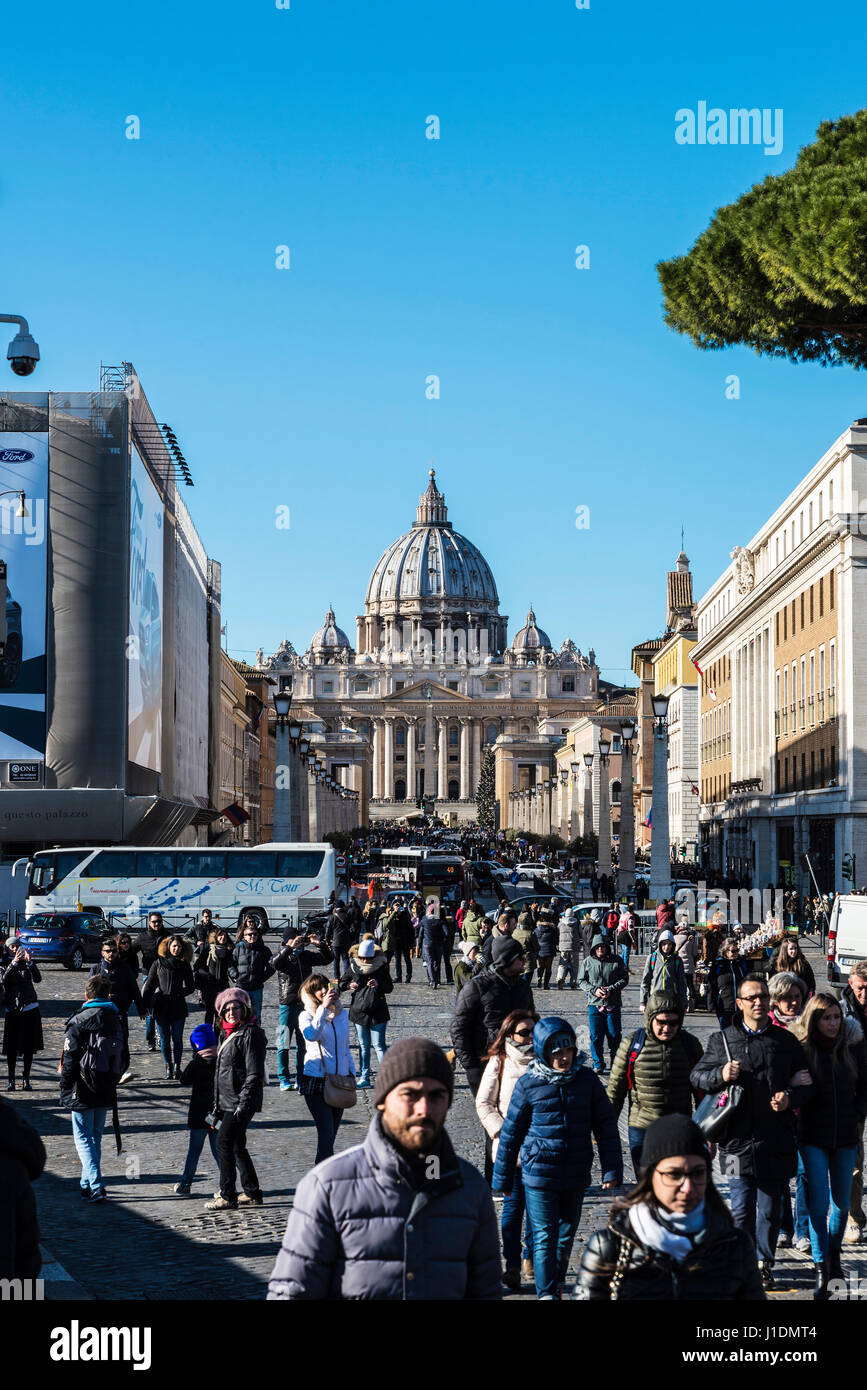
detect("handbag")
[324,1020,357,1109]
[694,1032,744,1140]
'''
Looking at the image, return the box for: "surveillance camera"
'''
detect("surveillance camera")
[9,356,37,377]
[6,330,40,376]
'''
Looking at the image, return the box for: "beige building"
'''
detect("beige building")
[693,419,863,894]
[254,472,622,828]
[218,650,256,844]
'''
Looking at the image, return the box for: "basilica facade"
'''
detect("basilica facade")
[255,472,610,825]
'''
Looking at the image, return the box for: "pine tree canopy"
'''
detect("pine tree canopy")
[657,109,867,368]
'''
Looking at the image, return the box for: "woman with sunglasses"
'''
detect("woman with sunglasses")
[707,937,748,1029]
[576,1115,766,1300]
[475,1008,540,1291]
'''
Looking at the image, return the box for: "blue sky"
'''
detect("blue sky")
[2,0,866,685]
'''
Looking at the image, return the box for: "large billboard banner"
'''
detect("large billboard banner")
[128,446,163,771]
[0,431,48,761]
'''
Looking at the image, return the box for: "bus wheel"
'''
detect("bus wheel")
[239,907,269,935]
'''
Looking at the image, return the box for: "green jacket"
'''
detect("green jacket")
[454,960,476,993]
[607,993,704,1130]
[578,938,628,1007]
[462,910,485,944]
[512,924,539,963]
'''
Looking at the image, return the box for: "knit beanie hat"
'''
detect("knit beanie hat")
[214,987,252,1016]
[658,930,676,945]
[639,1115,709,1171]
[492,936,525,969]
[190,1023,217,1051]
[459,940,479,959]
[358,938,376,959]
[544,1028,576,1061]
[373,1036,454,1105]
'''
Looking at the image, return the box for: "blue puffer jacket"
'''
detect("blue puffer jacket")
[491,1016,623,1193]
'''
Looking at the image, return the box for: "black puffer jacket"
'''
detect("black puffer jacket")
[790,1017,867,1151]
[214,1023,267,1120]
[88,960,143,1017]
[327,908,357,957]
[0,1096,45,1279]
[60,1001,124,1111]
[229,939,275,993]
[577,1204,765,1301]
[180,1052,217,1129]
[0,959,41,1010]
[691,1020,812,1180]
[607,994,703,1130]
[135,926,171,973]
[339,953,393,1027]
[272,938,333,1006]
[142,955,195,1023]
[451,966,535,1071]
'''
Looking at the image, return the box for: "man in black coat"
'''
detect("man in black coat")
[690,972,812,1289]
[135,912,171,1051]
[327,903,357,978]
[89,937,144,1085]
[271,930,333,1090]
[451,937,534,1095]
[0,1094,45,1280]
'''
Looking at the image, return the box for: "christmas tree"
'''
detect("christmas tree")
[476,747,496,829]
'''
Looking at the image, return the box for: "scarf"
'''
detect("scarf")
[355,958,380,976]
[628,1198,706,1263]
[529,1054,586,1085]
[221,1017,243,1037]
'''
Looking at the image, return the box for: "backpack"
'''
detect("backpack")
[625,1027,702,1090]
[79,1016,124,1094]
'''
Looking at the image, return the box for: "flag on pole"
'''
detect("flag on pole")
[643,806,652,828]
[220,802,250,827]
[692,654,716,700]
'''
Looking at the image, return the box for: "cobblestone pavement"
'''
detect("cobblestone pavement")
[10,927,860,1300]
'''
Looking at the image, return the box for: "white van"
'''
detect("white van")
[827,893,867,984]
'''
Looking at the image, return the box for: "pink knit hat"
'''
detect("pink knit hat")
[214,987,252,1016]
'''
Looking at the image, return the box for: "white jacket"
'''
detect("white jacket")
[299,989,356,1078]
[474,1041,532,1160]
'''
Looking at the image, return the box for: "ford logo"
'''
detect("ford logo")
[0,449,34,463]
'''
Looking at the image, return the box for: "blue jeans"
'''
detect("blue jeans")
[277,1002,306,1084]
[501,1167,534,1268]
[247,987,263,1022]
[423,949,442,985]
[587,1005,622,1070]
[618,943,630,970]
[523,1186,583,1298]
[143,969,156,1044]
[780,1157,809,1241]
[71,1108,107,1191]
[628,1124,648,1179]
[728,1172,785,1262]
[302,1085,344,1164]
[181,1127,220,1186]
[800,1143,857,1262]
[356,1021,388,1082]
[157,1016,185,1069]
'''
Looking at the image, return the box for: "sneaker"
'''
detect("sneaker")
[204,1195,237,1211]
[21,1079,32,1091]
[843,1220,863,1245]
[5,1080,15,1091]
[777,1232,793,1249]
[88,1186,108,1203]
[357,1078,372,1090]
[80,1184,91,1199]
[118,1070,136,1086]
[279,1081,292,1092]
[148,1039,157,1052]
[237,1192,264,1206]
[796,1236,812,1254]
[502,1268,521,1291]
[173,1183,192,1197]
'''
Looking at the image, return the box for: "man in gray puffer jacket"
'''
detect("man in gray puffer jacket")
[267,1037,502,1300]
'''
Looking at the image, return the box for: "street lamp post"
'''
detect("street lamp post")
[618,719,636,901]
[582,752,594,840]
[272,684,293,841]
[597,736,612,883]
[649,693,672,905]
[543,779,552,838]
[570,761,579,841]
[559,769,569,839]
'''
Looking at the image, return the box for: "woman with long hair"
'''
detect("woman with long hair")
[194,924,234,1027]
[338,934,393,1088]
[1,944,43,1090]
[298,972,355,1164]
[475,1008,539,1290]
[770,937,816,997]
[707,938,748,1030]
[576,1115,765,1299]
[141,934,196,1079]
[790,993,867,1297]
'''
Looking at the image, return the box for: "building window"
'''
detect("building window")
[784,757,789,790]
[396,726,406,746]
[800,592,805,628]
[783,607,787,640]
[611,735,622,753]
[819,492,823,522]
[522,724,530,736]
[486,723,497,744]
[449,726,459,746]
[819,576,824,617]
[355,677,370,692]
[447,680,459,691]
[447,778,459,800]
[561,677,575,693]
[830,570,835,609]
[394,681,405,692]
[322,681,333,693]
[810,750,815,787]
[775,611,779,644]
[810,585,814,623]
[394,779,406,801]
[519,680,531,693]
[484,679,498,692]
[611,780,621,804]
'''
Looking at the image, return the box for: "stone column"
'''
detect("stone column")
[649,720,672,903]
[618,743,635,897]
[471,719,482,797]
[437,718,448,800]
[598,764,612,879]
[459,717,471,800]
[406,717,417,805]
[372,720,382,800]
[582,764,593,838]
[308,764,320,839]
[424,702,435,796]
[383,716,394,804]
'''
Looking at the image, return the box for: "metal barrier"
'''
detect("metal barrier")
[105,909,307,937]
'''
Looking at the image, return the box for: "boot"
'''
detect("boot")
[760,1260,775,1290]
[165,1064,173,1080]
[813,1262,830,1300]
[521,1257,534,1283]
[502,1267,521,1291]
[828,1246,844,1281]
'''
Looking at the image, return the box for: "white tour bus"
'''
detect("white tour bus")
[15,842,336,934]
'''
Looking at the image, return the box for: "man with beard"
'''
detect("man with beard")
[267,1037,501,1300]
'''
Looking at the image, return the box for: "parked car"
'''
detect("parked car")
[828,893,867,985]
[14,912,111,970]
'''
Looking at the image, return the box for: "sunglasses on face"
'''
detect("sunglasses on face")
[512,1027,534,1039]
